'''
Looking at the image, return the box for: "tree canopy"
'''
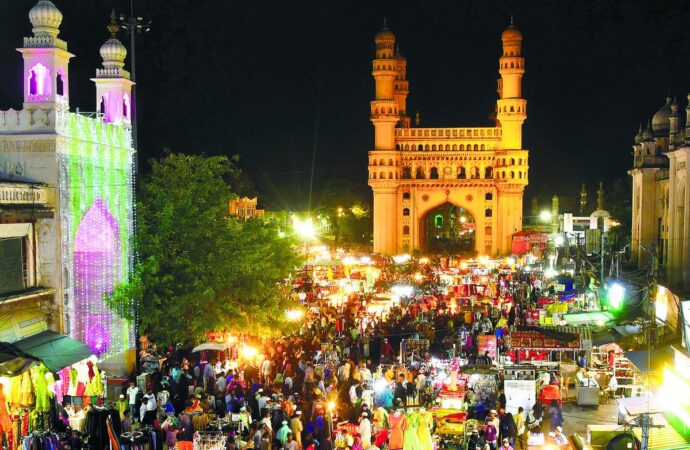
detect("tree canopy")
[107,153,301,345]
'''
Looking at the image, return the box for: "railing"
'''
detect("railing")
[395,127,501,139]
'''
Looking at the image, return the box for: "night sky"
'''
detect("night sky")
[1,0,689,210]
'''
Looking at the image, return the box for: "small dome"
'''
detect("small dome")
[100,37,127,68]
[375,27,395,46]
[502,23,522,42]
[642,123,653,141]
[29,0,62,37]
[651,97,672,134]
[634,126,643,144]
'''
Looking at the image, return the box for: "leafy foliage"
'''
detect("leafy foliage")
[107,153,301,345]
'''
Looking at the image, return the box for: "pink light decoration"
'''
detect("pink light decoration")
[73,199,121,355]
[28,62,49,96]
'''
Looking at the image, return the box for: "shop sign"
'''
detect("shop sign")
[508,330,581,350]
[478,334,497,360]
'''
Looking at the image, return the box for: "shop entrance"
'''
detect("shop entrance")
[421,202,476,255]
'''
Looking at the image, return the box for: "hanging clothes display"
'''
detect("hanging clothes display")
[416,409,433,450]
[20,371,34,407]
[0,385,12,435]
[84,364,104,397]
[402,412,422,450]
[31,364,52,413]
[388,411,406,450]
[85,406,122,450]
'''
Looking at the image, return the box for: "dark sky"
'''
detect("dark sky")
[1,0,690,209]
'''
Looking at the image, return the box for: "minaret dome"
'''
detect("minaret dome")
[29,0,63,37]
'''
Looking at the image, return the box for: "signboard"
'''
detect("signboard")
[0,182,48,205]
[478,334,497,361]
[508,330,581,350]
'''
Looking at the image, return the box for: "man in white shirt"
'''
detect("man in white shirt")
[359,412,372,448]
[126,382,140,423]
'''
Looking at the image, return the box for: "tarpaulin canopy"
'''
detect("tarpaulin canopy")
[624,346,673,373]
[0,342,37,376]
[192,342,232,353]
[12,330,93,373]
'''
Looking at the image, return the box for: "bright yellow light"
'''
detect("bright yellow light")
[540,210,552,222]
[286,309,304,321]
[327,401,336,411]
[293,217,316,240]
[460,216,466,223]
[419,257,430,264]
[460,261,468,270]
[656,286,668,323]
[242,345,258,359]
[414,272,423,281]
[662,365,690,425]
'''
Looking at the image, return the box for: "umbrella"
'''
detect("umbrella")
[191,342,231,353]
[0,342,37,376]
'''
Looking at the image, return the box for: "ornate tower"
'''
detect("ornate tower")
[92,11,134,125]
[495,19,528,254]
[17,0,74,109]
[369,21,401,255]
[393,45,410,128]
[496,18,526,149]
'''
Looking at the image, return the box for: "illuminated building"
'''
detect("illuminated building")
[0,1,135,372]
[368,20,529,256]
[630,96,690,290]
[229,196,264,220]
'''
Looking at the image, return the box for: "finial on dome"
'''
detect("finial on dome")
[510,14,515,26]
[29,0,63,37]
[107,9,120,37]
[99,10,127,70]
[383,16,389,29]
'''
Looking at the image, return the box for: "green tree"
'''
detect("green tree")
[107,153,301,345]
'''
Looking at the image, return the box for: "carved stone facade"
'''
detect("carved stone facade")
[630,96,690,290]
[368,22,528,255]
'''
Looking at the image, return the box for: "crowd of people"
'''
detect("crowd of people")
[112,259,571,450]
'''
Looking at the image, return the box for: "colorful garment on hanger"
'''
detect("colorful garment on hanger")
[388,412,406,450]
[0,387,11,434]
[19,372,33,407]
[416,411,433,450]
[402,412,422,450]
[31,365,52,413]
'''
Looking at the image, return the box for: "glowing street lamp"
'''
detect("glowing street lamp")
[293,216,316,240]
[539,210,552,222]
[608,282,625,310]
[554,235,565,247]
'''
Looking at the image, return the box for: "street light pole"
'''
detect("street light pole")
[119,0,151,172]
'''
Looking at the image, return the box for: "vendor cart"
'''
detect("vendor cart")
[433,410,468,448]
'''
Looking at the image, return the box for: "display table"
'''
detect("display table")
[576,385,599,406]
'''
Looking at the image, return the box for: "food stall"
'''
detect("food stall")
[503,365,537,415]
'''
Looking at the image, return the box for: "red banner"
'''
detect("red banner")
[508,330,580,350]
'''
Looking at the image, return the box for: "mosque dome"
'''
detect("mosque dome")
[29,0,62,37]
[375,18,395,46]
[100,38,127,68]
[502,21,522,42]
[651,97,672,135]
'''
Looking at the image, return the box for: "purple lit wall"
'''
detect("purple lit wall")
[73,199,121,355]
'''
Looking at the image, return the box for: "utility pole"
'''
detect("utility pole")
[600,230,605,286]
[119,0,151,172]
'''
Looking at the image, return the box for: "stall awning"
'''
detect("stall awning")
[12,330,93,373]
[624,346,673,373]
[0,342,37,376]
[592,329,623,346]
[192,342,232,353]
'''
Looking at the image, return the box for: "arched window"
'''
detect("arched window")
[379,159,385,165]
[473,144,479,151]
[518,171,522,179]
[471,167,480,179]
[403,225,410,235]
[459,144,465,150]
[432,144,437,151]
[389,171,393,179]
[402,167,412,179]
[434,214,444,229]
[379,172,385,179]
[458,167,466,179]
[510,171,515,179]
[396,144,400,150]
[510,158,515,165]
[485,192,493,201]
[485,208,493,217]
[415,167,425,179]
[485,226,492,236]
[389,159,393,166]
[502,158,506,166]
[372,159,377,166]
[122,93,130,118]
[485,167,493,179]
[452,144,457,150]
[403,207,410,216]
[29,70,38,95]
[56,73,64,96]
[99,96,106,115]
[425,145,430,151]
[402,192,410,200]
[418,144,423,151]
[445,144,451,150]
[430,167,439,179]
